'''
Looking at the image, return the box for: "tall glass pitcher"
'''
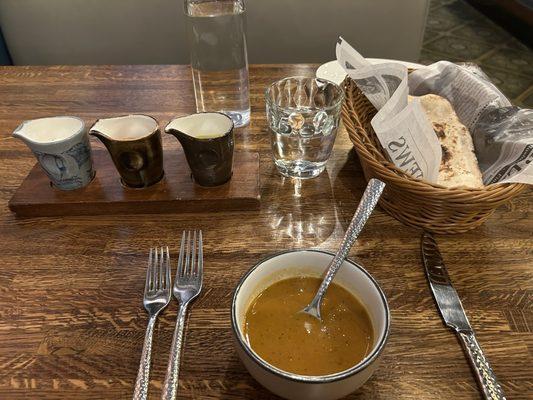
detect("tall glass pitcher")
[185,0,250,127]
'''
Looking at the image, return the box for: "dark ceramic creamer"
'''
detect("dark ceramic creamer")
[90,114,164,188]
[166,112,234,187]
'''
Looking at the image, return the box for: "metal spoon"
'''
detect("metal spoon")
[302,178,386,321]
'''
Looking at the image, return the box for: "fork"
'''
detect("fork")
[161,230,203,400]
[133,247,172,400]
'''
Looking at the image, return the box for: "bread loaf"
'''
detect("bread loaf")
[412,94,484,188]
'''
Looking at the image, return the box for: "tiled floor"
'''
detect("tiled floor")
[421,0,533,107]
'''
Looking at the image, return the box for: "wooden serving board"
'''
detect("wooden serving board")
[9,149,260,217]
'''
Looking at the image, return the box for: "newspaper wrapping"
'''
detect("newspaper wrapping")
[336,37,532,186]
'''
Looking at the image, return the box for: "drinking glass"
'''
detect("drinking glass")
[265,77,344,179]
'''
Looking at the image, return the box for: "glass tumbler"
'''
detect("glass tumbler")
[265,77,344,179]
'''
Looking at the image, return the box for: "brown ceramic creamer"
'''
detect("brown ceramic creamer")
[165,112,234,187]
[90,114,164,188]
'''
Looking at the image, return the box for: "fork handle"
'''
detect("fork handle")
[133,315,157,400]
[161,302,189,400]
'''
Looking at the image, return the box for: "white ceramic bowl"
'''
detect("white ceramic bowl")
[231,249,390,400]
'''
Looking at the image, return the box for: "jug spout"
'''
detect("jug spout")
[12,125,29,143]
[164,125,188,147]
[88,129,112,147]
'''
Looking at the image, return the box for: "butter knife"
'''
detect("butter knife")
[421,232,506,400]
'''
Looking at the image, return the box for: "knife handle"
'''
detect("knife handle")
[457,331,506,400]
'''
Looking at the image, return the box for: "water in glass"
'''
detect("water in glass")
[266,77,344,179]
[186,0,250,127]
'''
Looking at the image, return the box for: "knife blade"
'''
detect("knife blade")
[421,232,506,400]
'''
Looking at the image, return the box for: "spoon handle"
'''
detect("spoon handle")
[312,179,385,308]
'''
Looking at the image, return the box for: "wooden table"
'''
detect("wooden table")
[0,65,531,400]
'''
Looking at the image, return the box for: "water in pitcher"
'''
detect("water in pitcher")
[186,0,250,127]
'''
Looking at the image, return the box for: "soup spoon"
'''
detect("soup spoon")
[302,178,385,321]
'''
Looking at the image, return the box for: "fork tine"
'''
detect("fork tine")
[177,231,186,279]
[197,230,203,279]
[184,230,192,276]
[158,246,164,289]
[190,229,196,276]
[164,246,171,290]
[145,247,153,293]
[153,247,159,292]
[153,247,159,291]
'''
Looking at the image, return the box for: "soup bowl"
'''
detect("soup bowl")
[231,249,390,400]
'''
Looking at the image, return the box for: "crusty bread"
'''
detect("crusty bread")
[411,94,484,188]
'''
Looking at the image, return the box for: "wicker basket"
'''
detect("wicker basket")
[341,78,527,234]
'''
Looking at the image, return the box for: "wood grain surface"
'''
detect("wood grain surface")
[0,65,531,400]
[8,149,260,217]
